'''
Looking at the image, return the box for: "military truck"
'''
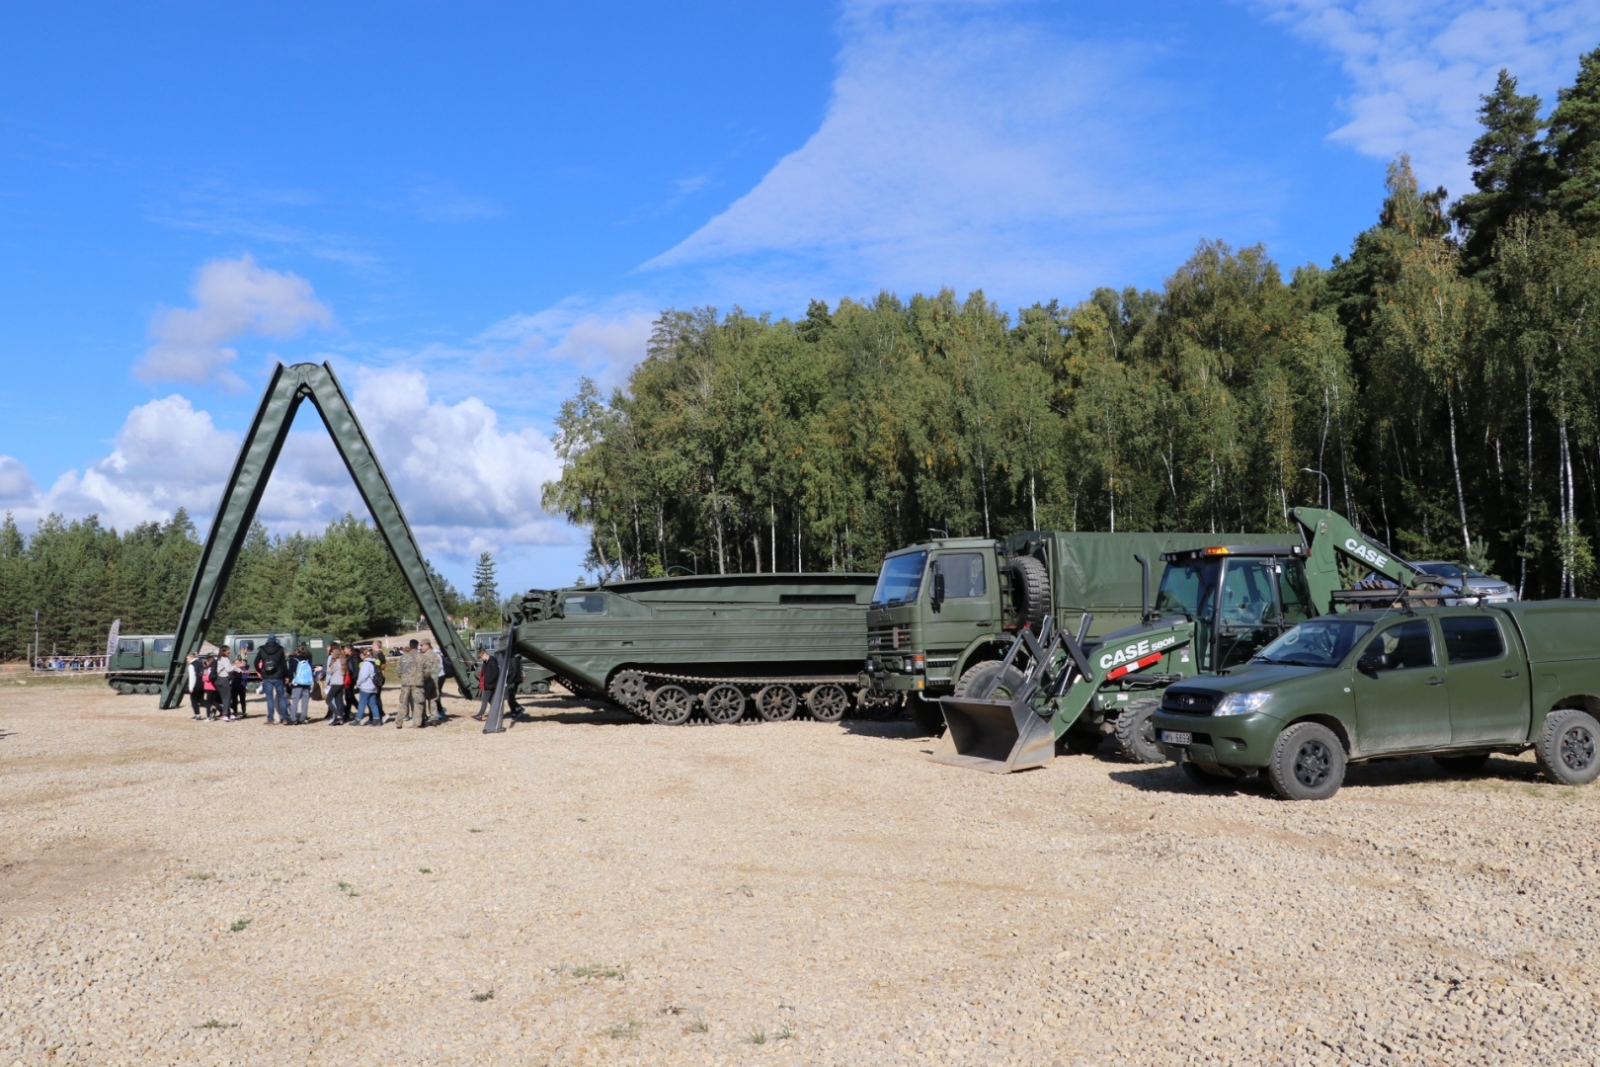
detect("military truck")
[930,507,1460,772]
[1153,600,1600,799]
[862,530,1286,745]
[469,630,553,695]
[107,634,177,694]
[504,572,878,724]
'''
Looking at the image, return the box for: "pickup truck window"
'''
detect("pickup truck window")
[934,553,986,598]
[1441,615,1505,663]
[1366,620,1435,670]
[1255,618,1373,667]
[872,551,927,606]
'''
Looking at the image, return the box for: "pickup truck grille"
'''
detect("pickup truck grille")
[867,626,908,652]
[1161,690,1218,716]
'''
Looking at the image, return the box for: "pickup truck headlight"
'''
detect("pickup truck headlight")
[1213,691,1272,716]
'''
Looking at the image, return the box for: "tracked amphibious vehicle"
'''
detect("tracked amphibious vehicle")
[505,573,882,724]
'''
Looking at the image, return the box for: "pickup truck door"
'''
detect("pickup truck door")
[1352,618,1451,753]
[926,551,997,674]
[1440,613,1530,744]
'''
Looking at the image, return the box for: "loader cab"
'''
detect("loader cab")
[866,538,1001,691]
[1157,546,1316,672]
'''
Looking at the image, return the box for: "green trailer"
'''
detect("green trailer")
[504,572,879,725]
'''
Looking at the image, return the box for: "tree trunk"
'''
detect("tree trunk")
[1446,386,1471,552]
[1522,368,1534,599]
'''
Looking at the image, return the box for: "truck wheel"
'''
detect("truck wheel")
[1535,708,1600,785]
[909,694,946,736]
[1433,752,1490,775]
[1007,555,1049,633]
[1267,722,1346,801]
[649,685,694,726]
[952,660,1025,701]
[807,684,849,723]
[756,685,798,722]
[704,684,746,724]
[1112,699,1165,764]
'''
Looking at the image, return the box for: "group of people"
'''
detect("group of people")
[183,633,526,728]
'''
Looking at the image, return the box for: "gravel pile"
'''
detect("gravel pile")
[2,683,1597,1065]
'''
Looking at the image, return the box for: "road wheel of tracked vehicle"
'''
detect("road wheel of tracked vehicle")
[649,684,694,726]
[704,684,746,724]
[1006,554,1049,633]
[112,682,131,695]
[144,683,161,695]
[1112,698,1165,764]
[857,689,902,721]
[1433,751,1491,775]
[609,670,648,710]
[1267,722,1346,801]
[807,684,849,723]
[952,660,1025,701]
[756,684,798,722]
[909,694,946,737]
[1535,708,1600,785]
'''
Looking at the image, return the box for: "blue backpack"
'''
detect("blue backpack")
[294,659,313,687]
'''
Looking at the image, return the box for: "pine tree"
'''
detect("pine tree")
[472,552,499,624]
[1547,45,1600,236]
[1450,69,1548,273]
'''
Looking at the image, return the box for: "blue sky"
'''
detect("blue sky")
[2,0,1598,595]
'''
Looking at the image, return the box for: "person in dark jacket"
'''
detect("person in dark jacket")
[471,650,499,722]
[254,635,289,725]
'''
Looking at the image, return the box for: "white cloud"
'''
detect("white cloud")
[135,256,334,390]
[0,456,42,506]
[14,367,569,572]
[1250,1,1600,194]
[476,301,656,393]
[646,2,1273,304]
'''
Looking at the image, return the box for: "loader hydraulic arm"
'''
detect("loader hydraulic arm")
[1290,507,1431,612]
[160,362,480,709]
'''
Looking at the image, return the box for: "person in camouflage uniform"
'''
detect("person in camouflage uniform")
[396,639,428,729]
[419,639,444,724]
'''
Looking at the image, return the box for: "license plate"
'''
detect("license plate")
[1160,730,1193,745]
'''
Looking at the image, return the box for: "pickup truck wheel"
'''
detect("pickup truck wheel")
[909,694,947,737]
[1267,722,1346,801]
[1535,709,1600,785]
[1112,699,1165,763]
[1433,752,1491,775]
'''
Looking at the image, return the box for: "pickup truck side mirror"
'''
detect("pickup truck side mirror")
[1357,650,1388,674]
[931,570,946,613]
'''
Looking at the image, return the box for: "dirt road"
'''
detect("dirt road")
[1,682,1597,1065]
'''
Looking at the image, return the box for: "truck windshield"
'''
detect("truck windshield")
[1254,618,1374,668]
[872,551,928,606]
[1155,560,1221,618]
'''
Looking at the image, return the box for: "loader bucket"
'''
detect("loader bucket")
[930,695,1056,773]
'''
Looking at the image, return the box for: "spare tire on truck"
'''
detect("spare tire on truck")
[1006,554,1049,632]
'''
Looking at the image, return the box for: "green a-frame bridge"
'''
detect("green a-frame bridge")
[159,362,497,718]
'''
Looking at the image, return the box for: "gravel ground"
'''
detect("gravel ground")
[2,680,1598,1066]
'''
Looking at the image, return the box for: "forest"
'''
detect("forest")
[544,51,1600,601]
[0,511,495,661]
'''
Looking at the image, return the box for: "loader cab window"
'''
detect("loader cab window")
[872,551,927,607]
[562,595,606,615]
[932,553,986,598]
[1155,559,1221,619]
[1214,557,1286,671]
[1277,562,1314,625]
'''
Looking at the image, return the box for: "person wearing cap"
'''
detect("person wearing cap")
[420,640,444,724]
[396,639,428,729]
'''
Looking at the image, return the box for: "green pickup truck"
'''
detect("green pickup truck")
[1152,601,1600,800]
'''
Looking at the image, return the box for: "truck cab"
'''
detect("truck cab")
[863,537,1003,696]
